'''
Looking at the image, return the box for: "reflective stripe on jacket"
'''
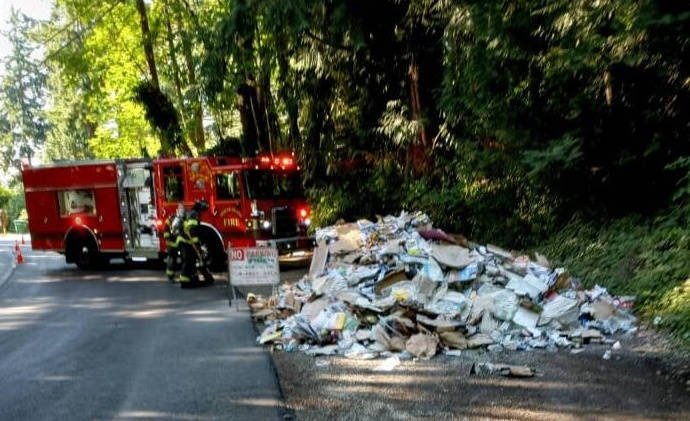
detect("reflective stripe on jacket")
[183,219,200,243]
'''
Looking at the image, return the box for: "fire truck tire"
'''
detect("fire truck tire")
[197,228,225,272]
[66,232,99,270]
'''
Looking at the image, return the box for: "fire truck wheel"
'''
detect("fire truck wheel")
[197,228,225,272]
[72,238,98,270]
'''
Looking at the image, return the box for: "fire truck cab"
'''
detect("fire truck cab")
[21,154,312,270]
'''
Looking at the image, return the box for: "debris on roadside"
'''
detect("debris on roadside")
[470,362,536,377]
[252,211,638,360]
[373,356,402,371]
[315,359,330,368]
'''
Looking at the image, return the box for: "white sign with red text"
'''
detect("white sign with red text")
[228,246,280,286]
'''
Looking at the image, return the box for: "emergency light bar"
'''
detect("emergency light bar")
[254,152,297,169]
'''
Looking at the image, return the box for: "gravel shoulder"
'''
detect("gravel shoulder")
[271,331,689,420]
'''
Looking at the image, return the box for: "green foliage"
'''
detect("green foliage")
[0,186,26,232]
[539,210,690,343]
[523,135,584,178]
[204,136,243,157]
[133,81,184,156]
[0,9,49,182]
[0,185,12,209]
[667,156,690,203]
[441,0,690,211]
[309,147,558,248]
[307,185,351,229]
[376,101,420,148]
[36,0,163,160]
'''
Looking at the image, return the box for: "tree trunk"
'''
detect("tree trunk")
[604,69,613,107]
[163,2,185,119]
[304,77,332,181]
[177,11,205,152]
[256,74,281,154]
[276,33,300,149]
[408,57,428,147]
[135,0,159,89]
[408,57,430,174]
[253,24,280,154]
[237,82,262,156]
[163,1,196,155]
[135,0,176,155]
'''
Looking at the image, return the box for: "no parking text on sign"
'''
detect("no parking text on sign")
[228,246,280,286]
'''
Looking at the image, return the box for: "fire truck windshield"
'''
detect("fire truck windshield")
[244,170,303,199]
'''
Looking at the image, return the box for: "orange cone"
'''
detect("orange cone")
[16,249,23,264]
[14,241,19,252]
[21,235,25,245]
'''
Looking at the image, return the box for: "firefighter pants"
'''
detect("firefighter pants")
[179,242,200,287]
[165,244,181,280]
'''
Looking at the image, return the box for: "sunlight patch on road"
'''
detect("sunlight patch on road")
[316,372,439,385]
[229,397,282,408]
[471,405,660,420]
[182,310,218,315]
[0,302,54,330]
[109,308,174,319]
[115,410,216,420]
[189,317,226,323]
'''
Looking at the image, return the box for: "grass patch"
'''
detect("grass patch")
[538,212,690,345]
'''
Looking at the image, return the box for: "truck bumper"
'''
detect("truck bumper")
[263,236,315,267]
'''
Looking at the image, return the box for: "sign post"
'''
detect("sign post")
[228,244,280,310]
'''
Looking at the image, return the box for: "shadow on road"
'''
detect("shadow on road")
[0,251,288,420]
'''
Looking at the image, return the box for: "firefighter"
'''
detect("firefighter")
[177,200,213,288]
[163,204,185,282]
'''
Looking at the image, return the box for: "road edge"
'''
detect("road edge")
[239,298,296,421]
[0,248,17,291]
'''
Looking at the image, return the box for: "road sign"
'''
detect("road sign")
[228,245,280,286]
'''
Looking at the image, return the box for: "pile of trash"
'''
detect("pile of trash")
[253,211,637,360]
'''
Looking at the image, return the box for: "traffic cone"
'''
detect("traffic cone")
[14,241,19,252]
[16,248,23,265]
[21,235,25,245]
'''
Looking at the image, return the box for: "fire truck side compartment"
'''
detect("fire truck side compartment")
[22,161,126,255]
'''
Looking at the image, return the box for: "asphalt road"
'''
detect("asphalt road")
[0,243,285,421]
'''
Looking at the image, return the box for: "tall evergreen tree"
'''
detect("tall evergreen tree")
[0,8,49,181]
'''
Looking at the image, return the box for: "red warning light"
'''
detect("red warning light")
[258,153,296,168]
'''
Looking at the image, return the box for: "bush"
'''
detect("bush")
[307,150,558,249]
[539,210,690,344]
[0,187,26,233]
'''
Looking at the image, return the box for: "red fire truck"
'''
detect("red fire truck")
[21,153,312,270]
